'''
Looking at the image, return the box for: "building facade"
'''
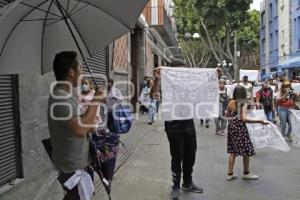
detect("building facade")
[260,0,279,77]
[260,0,300,79]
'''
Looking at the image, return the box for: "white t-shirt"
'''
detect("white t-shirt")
[240,83,253,99]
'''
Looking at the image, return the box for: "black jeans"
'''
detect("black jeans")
[165,125,197,186]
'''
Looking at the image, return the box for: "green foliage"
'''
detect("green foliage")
[237,10,260,48]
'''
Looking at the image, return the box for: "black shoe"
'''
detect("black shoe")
[206,124,209,128]
[181,183,203,193]
[148,122,153,125]
[170,185,181,199]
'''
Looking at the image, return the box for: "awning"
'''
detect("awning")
[277,56,300,69]
[261,72,277,80]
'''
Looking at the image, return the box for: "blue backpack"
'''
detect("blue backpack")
[108,104,133,134]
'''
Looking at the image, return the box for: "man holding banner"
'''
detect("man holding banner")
[151,66,204,199]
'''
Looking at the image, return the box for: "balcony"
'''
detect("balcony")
[144,6,178,47]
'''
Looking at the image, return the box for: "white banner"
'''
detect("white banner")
[252,86,261,98]
[288,109,300,147]
[246,110,290,152]
[161,67,219,120]
[139,87,151,108]
[225,84,236,99]
[240,70,259,81]
[291,83,300,94]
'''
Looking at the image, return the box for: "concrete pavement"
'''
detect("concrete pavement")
[95,115,300,200]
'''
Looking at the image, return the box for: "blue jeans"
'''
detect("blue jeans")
[215,104,227,130]
[265,110,273,122]
[278,107,292,137]
[148,99,157,123]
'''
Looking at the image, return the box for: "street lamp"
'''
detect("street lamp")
[184,32,192,39]
[193,33,200,39]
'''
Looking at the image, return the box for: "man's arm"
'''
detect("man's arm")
[67,88,105,138]
[256,92,261,109]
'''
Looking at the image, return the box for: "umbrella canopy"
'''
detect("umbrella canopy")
[0,0,148,74]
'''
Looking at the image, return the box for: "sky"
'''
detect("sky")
[250,0,261,11]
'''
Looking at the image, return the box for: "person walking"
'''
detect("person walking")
[47,51,105,199]
[139,79,152,114]
[256,82,275,122]
[148,79,160,125]
[226,86,268,181]
[276,80,297,142]
[151,67,203,199]
[240,75,253,100]
[215,79,228,136]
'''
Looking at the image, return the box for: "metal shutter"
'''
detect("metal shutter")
[0,75,22,187]
[83,48,109,87]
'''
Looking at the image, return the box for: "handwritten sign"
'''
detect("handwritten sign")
[161,67,219,120]
[139,87,151,108]
[288,110,300,147]
[246,110,290,152]
[240,70,259,81]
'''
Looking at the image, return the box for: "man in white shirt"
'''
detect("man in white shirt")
[240,75,253,100]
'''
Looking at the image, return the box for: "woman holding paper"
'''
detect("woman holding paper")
[226,86,268,181]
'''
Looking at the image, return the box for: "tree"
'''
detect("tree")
[237,10,260,70]
[173,0,254,80]
[180,39,211,68]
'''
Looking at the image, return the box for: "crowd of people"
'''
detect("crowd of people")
[47,51,298,200]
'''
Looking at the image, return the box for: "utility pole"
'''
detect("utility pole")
[234,30,239,81]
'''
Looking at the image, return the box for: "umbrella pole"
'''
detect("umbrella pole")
[55,0,98,87]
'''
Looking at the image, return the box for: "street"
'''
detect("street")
[95,115,300,200]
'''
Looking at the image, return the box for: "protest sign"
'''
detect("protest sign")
[270,86,276,93]
[288,110,300,147]
[246,110,290,152]
[291,83,300,94]
[252,86,261,98]
[225,84,236,99]
[161,67,219,121]
[240,70,259,81]
[139,87,151,108]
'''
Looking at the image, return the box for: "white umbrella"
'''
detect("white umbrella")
[0,0,148,76]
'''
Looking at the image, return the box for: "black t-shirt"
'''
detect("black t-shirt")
[164,119,195,133]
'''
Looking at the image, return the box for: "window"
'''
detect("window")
[281,30,285,47]
[274,0,278,17]
[298,17,300,49]
[275,31,278,50]
[269,3,273,20]
[261,39,266,55]
[295,18,297,50]
[270,34,273,52]
[261,11,265,27]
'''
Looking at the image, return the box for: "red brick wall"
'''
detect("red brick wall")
[113,34,129,73]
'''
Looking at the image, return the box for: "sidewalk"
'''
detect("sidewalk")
[95,116,300,200]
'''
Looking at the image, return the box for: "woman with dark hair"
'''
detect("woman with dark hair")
[226,86,268,181]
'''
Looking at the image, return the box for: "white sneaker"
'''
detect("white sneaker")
[242,173,259,180]
[226,173,238,181]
